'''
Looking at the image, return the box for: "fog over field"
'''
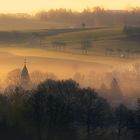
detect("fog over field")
[1,2,140,139]
[0,45,139,106]
[0,24,139,108]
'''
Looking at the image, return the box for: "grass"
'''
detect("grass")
[0,46,136,66]
[44,27,140,52]
[0,27,140,64]
[44,27,125,43]
[0,26,139,80]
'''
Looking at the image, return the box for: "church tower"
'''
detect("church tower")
[21,58,31,89]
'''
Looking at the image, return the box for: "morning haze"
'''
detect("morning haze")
[0,0,139,13]
[0,1,140,140]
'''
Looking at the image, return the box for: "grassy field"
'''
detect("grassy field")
[0,27,139,79]
[0,27,140,53]
[0,27,139,64]
[43,27,140,53]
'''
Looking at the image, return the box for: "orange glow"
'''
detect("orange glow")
[0,0,139,13]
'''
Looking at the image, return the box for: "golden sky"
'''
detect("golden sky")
[0,0,140,13]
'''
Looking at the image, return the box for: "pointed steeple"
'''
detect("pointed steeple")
[21,58,30,80]
[24,58,27,66]
[21,58,30,89]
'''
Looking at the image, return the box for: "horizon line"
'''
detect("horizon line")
[0,6,139,15]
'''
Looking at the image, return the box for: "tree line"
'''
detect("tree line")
[0,7,140,29]
[36,7,140,27]
[0,79,140,140]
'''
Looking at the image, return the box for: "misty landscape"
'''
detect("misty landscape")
[0,1,140,140]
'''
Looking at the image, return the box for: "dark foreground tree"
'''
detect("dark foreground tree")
[27,79,79,140]
[0,79,139,140]
[128,99,140,140]
[76,88,111,138]
[114,104,132,140]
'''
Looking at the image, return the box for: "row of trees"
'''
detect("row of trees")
[0,79,140,140]
[50,39,140,57]
[105,48,140,58]
[1,7,140,30]
[36,7,140,27]
[4,69,57,87]
[51,40,93,54]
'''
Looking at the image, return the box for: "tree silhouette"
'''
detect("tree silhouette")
[114,104,130,140]
[76,88,110,137]
[81,40,92,54]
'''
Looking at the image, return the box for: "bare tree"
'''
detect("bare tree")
[5,69,21,86]
[52,41,66,51]
[81,40,92,54]
[106,48,114,56]
[30,71,48,86]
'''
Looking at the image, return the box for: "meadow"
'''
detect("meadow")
[0,27,140,58]
[0,27,139,88]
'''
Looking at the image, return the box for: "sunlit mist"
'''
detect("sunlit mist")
[0,0,140,13]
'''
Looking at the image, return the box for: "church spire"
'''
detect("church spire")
[24,57,27,66]
[21,58,31,89]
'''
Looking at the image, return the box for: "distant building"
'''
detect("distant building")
[20,59,31,89]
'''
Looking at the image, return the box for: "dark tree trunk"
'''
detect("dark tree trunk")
[87,109,91,137]
[117,127,121,140]
[37,123,42,140]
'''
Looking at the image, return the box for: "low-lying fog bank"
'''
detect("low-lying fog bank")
[0,50,139,108]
